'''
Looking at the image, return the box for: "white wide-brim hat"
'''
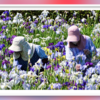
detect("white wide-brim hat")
[9,44,22,52]
[8,36,25,52]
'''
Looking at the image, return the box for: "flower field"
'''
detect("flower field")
[0,10,100,90]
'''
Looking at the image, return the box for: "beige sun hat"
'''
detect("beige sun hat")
[9,36,25,52]
[9,36,35,61]
[66,25,81,42]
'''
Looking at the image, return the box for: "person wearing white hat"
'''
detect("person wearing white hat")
[9,36,48,73]
[65,25,97,71]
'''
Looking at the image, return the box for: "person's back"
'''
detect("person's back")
[65,25,97,71]
[9,36,48,73]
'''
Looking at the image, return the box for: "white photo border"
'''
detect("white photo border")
[0,4,100,96]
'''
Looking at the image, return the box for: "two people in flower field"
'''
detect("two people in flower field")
[9,25,97,72]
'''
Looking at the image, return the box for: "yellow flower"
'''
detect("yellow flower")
[65,69,69,73]
[43,47,47,51]
[62,56,65,59]
[51,85,53,89]
[10,58,13,65]
[57,58,61,61]
[48,53,52,56]
[55,48,58,51]
[47,48,50,52]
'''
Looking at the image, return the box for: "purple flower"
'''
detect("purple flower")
[85,62,93,67]
[29,29,34,33]
[43,25,51,29]
[8,50,14,55]
[54,27,57,31]
[63,52,66,55]
[51,53,54,59]
[46,65,51,70]
[54,64,61,71]
[59,22,61,26]
[34,20,38,24]
[0,44,5,50]
[40,78,43,83]
[9,78,13,81]
[30,67,34,72]
[81,80,86,86]
[49,43,54,46]
[79,87,83,90]
[0,55,3,60]
[74,87,77,90]
[12,35,17,38]
[2,26,7,29]
[3,11,9,16]
[63,69,65,72]
[10,35,17,44]
[6,37,10,41]
[59,45,64,49]
[0,31,3,34]
[23,22,30,26]
[1,15,5,18]
[4,49,9,55]
[54,67,58,71]
[25,26,31,29]
[2,60,10,65]
[3,17,11,21]
[65,82,70,86]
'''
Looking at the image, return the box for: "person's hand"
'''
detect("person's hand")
[83,49,90,55]
[42,58,48,66]
[75,64,81,71]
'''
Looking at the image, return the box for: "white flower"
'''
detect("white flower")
[71,18,74,22]
[30,23,36,28]
[13,20,18,24]
[90,78,96,84]
[91,10,97,16]
[46,36,52,40]
[41,42,46,46]
[73,11,77,16]
[38,82,46,89]
[56,28,64,34]
[0,83,9,90]
[81,18,86,23]
[41,10,49,17]
[33,38,40,43]
[49,26,54,30]
[0,20,4,24]
[55,15,61,20]
[39,15,44,20]
[19,70,26,75]
[41,29,45,32]
[3,64,7,69]
[9,70,18,79]
[22,82,31,90]
[14,16,18,20]
[20,74,27,80]
[62,23,69,29]
[92,74,98,78]
[33,16,36,19]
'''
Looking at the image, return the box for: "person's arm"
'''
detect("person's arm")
[86,37,97,61]
[35,45,48,65]
[89,37,97,54]
[65,45,74,61]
